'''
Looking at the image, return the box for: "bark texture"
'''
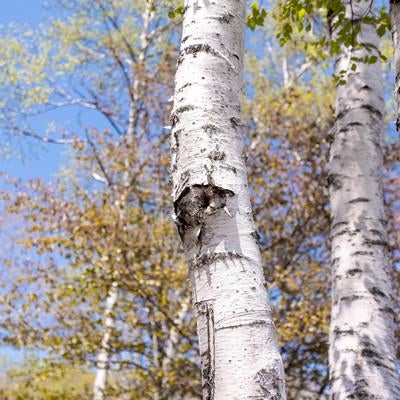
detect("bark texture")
[391,0,400,132]
[328,1,400,398]
[171,1,286,399]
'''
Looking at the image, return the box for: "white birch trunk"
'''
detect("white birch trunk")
[391,0,400,132]
[161,298,189,372]
[171,1,286,399]
[93,281,119,400]
[328,1,400,398]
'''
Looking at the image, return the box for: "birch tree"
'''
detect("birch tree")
[391,0,400,132]
[93,2,156,398]
[170,1,286,398]
[328,0,400,398]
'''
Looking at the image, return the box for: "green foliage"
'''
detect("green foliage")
[247,2,268,30]
[168,6,185,19]
[274,0,391,69]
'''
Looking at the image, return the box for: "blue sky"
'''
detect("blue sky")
[0,0,65,182]
[0,0,67,367]
[0,0,43,25]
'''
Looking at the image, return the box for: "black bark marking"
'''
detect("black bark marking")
[215,13,234,23]
[335,103,383,123]
[347,121,364,127]
[327,173,343,190]
[331,229,349,238]
[241,150,248,164]
[208,149,226,161]
[251,230,261,244]
[333,327,355,336]
[175,104,195,114]
[202,124,217,135]
[360,85,372,91]
[178,44,219,64]
[215,319,268,332]
[174,184,234,240]
[339,294,363,302]
[330,227,361,239]
[190,251,249,271]
[171,106,195,128]
[363,239,388,247]
[332,221,349,230]
[361,104,384,118]
[196,302,215,400]
[369,229,384,237]
[170,114,179,128]
[332,257,340,265]
[348,197,370,204]
[351,251,373,256]
[172,129,183,151]
[171,129,183,172]
[230,116,241,128]
[176,82,192,93]
[347,268,362,276]
[360,346,384,367]
[256,366,282,400]
[379,306,395,315]
[368,286,386,298]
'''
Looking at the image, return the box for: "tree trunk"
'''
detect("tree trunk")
[93,3,154,399]
[328,1,400,398]
[391,0,400,132]
[171,1,286,399]
[93,281,119,400]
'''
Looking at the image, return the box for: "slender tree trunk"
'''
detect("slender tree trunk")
[171,1,286,399]
[391,0,400,132]
[93,281,119,400]
[328,1,400,398]
[93,4,155,399]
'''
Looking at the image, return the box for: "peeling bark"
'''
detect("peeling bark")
[170,1,286,399]
[328,1,400,398]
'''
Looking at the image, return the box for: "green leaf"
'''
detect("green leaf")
[297,8,306,20]
[168,10,175,19]
[376,25,386,37]
[175,6,185,15]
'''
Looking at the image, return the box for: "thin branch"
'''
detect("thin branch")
[11,128,81,145]
[85,130,113,187]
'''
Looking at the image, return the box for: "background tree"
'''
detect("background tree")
[328,1,399,396]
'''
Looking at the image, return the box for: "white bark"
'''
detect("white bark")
[328,1,400,398]
[161,298,190,375]
[93,281,119,400]
[171,1,286,399]
[127,1,153,140]
[391,0,400,132]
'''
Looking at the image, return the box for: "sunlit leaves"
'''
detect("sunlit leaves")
[247,2,268,31]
